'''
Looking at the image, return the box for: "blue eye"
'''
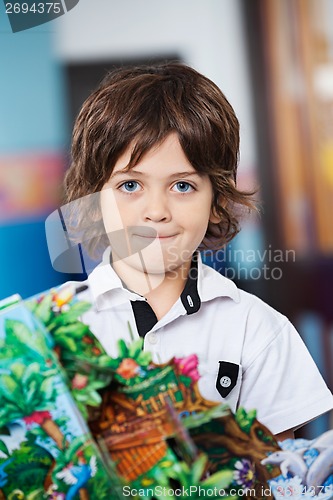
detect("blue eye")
[173,181,194,193]
[120,181,140,192]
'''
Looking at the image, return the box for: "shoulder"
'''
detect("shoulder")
[231,287,294,367]
[200,263,295,363]
[201,261,288,331]
[237,288,289,335]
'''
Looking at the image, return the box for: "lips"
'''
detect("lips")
[129,227,176,238]
[134,234,177,239]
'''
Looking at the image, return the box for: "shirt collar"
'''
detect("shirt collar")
[88,247,240,311]
[88,247,145,310]
[197,251,240,303]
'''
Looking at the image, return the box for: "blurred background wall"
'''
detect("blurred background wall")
[0,8,69,298]
[0,0,332,436]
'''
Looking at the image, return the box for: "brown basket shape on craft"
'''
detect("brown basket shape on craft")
[102,412,177,481]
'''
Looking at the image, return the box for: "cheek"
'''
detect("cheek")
[100,188,129,231]
[176,196,211,228]
[184,213,211,244]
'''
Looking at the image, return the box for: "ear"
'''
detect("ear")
[209,197,227,224]
[209,209,221,224]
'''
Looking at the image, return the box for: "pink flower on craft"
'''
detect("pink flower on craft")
[71,373,89,390]
[23,410,52,426]
[116,358,140,379]
[174,354,200,382]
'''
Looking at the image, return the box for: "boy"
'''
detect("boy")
[63,63,333,441]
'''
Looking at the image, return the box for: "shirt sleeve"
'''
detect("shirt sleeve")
[238,319,333,435]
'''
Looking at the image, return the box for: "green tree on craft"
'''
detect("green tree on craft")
[27,291,95,360]
[28,290,152,377]
[140,453,237,500]
[0,360,65,450]
[0,318,53,367]
[27,291,115,418]
[0,432,53,497]
[29,290,156,414]
[0,320,96,500]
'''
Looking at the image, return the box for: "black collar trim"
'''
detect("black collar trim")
[131,254,201,337]
[180,253,201,315]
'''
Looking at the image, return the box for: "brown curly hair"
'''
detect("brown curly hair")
[64,62,256,259]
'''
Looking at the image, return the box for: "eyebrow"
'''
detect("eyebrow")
[110,169,201,180]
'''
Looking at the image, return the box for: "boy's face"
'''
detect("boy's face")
[100,133,219,280]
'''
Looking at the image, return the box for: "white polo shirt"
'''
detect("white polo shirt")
[73,247,333,435]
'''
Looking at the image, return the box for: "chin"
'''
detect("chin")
[135,259,182,277]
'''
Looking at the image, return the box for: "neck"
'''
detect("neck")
[144,264,191,320]
[112,254,193,320]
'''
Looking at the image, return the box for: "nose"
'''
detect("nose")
[143,191,171,223]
